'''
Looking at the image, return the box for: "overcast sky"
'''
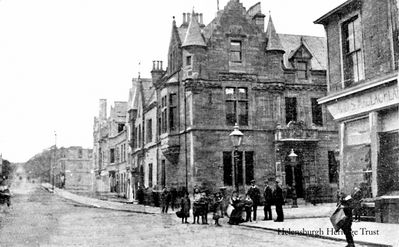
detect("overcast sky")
[0,0,346,163]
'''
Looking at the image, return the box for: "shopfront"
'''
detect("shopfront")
[321,77,399,198]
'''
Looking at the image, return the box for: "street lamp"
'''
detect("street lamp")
[288,149,298,208]
[229,123,243,193]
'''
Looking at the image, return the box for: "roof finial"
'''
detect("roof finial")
[217,0,219,11]
[138,61,141,79]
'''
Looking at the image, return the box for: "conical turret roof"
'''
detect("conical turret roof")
[265,15,284,52]
[182,11,206,48]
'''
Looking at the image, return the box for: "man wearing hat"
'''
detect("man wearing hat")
[273,179,284,222]
[247,180,261,221]
[263,179,273,220]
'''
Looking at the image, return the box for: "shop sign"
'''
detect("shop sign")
[327,84,399,120]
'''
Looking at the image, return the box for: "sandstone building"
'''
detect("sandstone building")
[127,0,339,202]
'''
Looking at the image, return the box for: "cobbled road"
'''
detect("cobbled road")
[0,180,371,247]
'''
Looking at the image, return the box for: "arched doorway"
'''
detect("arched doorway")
[284,151,304,198]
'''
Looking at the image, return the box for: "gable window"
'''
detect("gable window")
[285,97,297,124]
[230,40,242,63]
[297,61,308,79]
[311,98,323,126]
[146,119,153,143]
[225,87,248,126]
[342,15,364,85]
[169,93,178,131]
[186,56,192,66]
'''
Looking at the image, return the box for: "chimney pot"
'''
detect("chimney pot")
[200,13,203,24]
[152,61,156,70]
[187,13,191,23]
[160,61,163,70]
[157,61,160,70]
[183,13,186,23]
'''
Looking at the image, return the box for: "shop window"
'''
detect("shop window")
[285,97,297,124]
[230,40,242,63]
[311,98,323,126]
[342,15,364,86]
[225,87,248,126]
[169,93,178,131]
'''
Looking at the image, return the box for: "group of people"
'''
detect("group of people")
[172,178,286,227]
[227,179,285,225]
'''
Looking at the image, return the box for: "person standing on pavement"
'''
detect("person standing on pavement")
[247,180,261,221]
[212,192,223,226]
[180,191,191,224]
[263,180,273,220]
[273,179,284,222]
[192,187,202,224]
[244,193,253,222]
[170,187,177,211]
[161,186,170,213]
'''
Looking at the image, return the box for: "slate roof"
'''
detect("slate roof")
[278,34,327,71]
[182,12,206,47]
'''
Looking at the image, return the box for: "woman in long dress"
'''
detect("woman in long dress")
[228,191,244,225]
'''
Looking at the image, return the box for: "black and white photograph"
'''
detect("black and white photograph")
[0,0,398,246]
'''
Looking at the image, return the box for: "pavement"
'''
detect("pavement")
[41,183,399,247]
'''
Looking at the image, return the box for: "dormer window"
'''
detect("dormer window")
[230,40,242,63]
[297,61,308,80]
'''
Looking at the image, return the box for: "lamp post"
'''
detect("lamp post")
[229,123,243,193]
[288,149,298,208]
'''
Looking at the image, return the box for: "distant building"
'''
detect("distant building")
[93,100,129,198]
[316,0,399,222]
[54,146,93,192]
[128,0,339,202]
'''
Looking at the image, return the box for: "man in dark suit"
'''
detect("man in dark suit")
[263,180,273,220]
[273,179,284,222]
[247,180,261,221]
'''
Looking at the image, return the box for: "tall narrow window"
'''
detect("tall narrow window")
[311,98,323,126]
[285,97,297,124]
[342,16,364,85]
[245,151,254,185]
[230,40,242,63]
[223,152,233,186]
[146,119,152,143]
[297,61,308,79]
[186,56,192,66]
[225,87,248,126]
[110,148,115,163]
[161,96,167,133]
[161,160,166,187]
[138,124,141,147]
[148,163,153,188]
[328,151,338,183]
[169,93,178,131]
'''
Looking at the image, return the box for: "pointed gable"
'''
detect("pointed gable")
[288,37,313,60]
[265,15,284,52]
[182,11,206,48]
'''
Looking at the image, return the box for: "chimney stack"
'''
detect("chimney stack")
[151,60,165,84]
